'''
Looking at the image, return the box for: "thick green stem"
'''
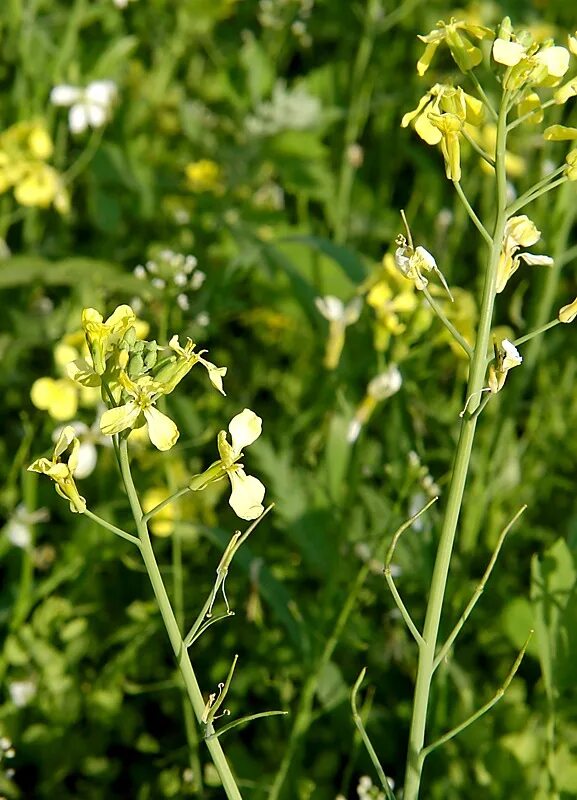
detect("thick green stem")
[402,92,510,800]
[117,438,242,800]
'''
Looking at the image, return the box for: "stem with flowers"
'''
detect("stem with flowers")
[353,16,577,800]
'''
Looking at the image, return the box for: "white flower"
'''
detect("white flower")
[50,80,118,134]
[217,409,266,520]
[368,364,402,400]
[3,505,49,548]
[501,339,522,369]
[315,295,362,324]
[8,679,37,708]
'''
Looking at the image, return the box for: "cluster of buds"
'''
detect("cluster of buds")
[133,250,206,313]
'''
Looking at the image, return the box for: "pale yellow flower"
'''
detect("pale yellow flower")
[558,297,577,322]
[154,335,227,395]
[496,215,553,293]
[82,304,136,375]
[416,18,493,76]
[488,339,522,393]
[28,426,86,513]
[217,409,265,520]
[100,372,179,451]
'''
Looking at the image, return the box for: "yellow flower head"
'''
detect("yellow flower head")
[185,160,223,193]
[416,18,493,76]
[82,304,136,375]
[493,32,570,90]
[0,121,68,211]
[99,372,179,451]
[28,426,87,513]
[402,84,483,146]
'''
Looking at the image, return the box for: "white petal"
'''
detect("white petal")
[73,442,98,479]
[228,470,265,520]
[86,80,117,106]
[343,296,363,325]
[315,295,344,321]
[492,39,526,67]
[518,253,554,266]
[501,339,522,368]
[144,406,180,451]
[86,102,108,128]
[53,425,77,458]
[228,409,262,455]
[69,104,89,134]
[50,85,82,106]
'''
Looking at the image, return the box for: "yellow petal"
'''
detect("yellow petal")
[559,297,577,323]
[228,409,262,455]
[100,402,141,435]
[228,469,265,520]
[144,406,179,451]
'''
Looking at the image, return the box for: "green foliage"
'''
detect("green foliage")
[1,1,577,799]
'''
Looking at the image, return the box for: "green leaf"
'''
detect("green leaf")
[283,235,368,284]
[531,538,577,698]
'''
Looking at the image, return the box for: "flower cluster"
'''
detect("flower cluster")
[132,250,206,313]
[0,121,69,211]
[29,305,266,523]
[184,160,223,193]
[50,81,117,135]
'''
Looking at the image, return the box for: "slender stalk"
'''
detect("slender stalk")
[117,438,243,800]
[433,505,526,671]
[402,91,510,800]
[420,632,531,763]
[453,181,492,248]
[507,174,567,216]
[421,286,473,359]
[351,670,396,800]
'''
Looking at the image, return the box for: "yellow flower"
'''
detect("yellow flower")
[100,372,179,451]
[28,426,87,513]
[30,377,78,421]
[496,215,553,293]
[488,339,522,394]
[558,297,577,322]
[189,409,266,520]
[565,149,577,180]
[217,410,265,520]
[154,335,227,395]
[0,121,68,211]
[493,35,570,90]
[416,18,493,76]
[365,254,421,351]
[82,304,136,375]
[402,84,483,146]
[185,160,223,193]
[314,296,362,369]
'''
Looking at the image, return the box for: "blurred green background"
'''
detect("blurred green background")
[2,1,577,798]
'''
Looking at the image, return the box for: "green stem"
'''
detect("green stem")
[507,171,567,216]
[117,438,242,800]
[421,286,473,359]
[84,508,141,546]
[513,319,560,349]
[453,181,492,247]
[402,91,510,800]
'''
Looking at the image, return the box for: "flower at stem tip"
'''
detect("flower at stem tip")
[99,372,179,451]
[28,426,86,513]
[189,409,266,521]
